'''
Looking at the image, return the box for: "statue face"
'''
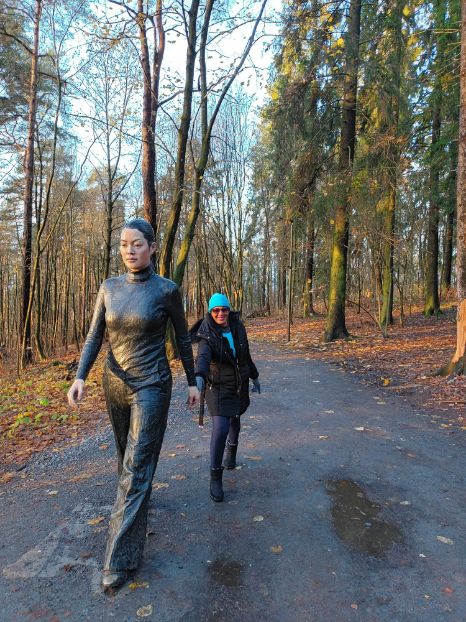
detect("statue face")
[120,228,155,272]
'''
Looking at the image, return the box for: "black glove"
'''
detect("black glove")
[252,378,261,394]
[196,376,205,392]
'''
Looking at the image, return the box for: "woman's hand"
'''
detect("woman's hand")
[187,386,201,408]
[67,379,85,409]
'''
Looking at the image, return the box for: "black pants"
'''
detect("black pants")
[210,415,241,469]
[102,367,172,572]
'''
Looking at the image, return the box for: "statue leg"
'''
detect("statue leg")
[103,367,130,476]
[103,382,172,572]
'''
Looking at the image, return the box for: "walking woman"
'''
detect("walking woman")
[67,218,199,589]
[193,293,260,502]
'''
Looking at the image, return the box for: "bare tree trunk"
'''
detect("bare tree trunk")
[443,209,455,291]
[442,147,457,294]
[303,210,316,317]
[439,0,466,375]
[138,0,165,232]
[378,0,404,328]
[424,78,442,315]
[159,0,200,277]
[173,0,267,286]
[262,204,271,313]
[104,135,113,279]
[34,126,46,360]
[19,0,42,369]
[379,189,395,328]
[324,0,361,341]
[80,250,88,338]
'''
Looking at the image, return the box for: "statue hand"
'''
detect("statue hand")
[67,379,84,409]
[187,386,200,408]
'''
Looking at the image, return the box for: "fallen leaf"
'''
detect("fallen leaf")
[171,474,186,480]
[270,545,283,553]
[137,604,153,617]
[87,515,105,525]
[129,580,149,590]
[442,587,454,595]
[167,453,177,457]
[253,515,264,522]
[351,603,358,610]
[70,473,93,482]
[153,482,169,490]
[99,444,109,450]
[245,455,262,461]
[437,536,454,545]
[0,472,15,484]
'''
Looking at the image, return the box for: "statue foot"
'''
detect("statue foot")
[102,570,128,589]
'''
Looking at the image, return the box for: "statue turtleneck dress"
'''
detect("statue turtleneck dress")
[76,265,196,572]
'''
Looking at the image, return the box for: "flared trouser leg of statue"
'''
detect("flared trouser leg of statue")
[103,369,130,476]
[102,369,171,572]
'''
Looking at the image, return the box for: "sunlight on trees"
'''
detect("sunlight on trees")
[0,0,464,378]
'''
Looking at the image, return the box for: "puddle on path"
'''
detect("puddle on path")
[208,556,244,588]
[326,479,403,557]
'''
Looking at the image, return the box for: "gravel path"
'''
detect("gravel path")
[1,343,465,621]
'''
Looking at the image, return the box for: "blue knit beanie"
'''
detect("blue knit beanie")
[208,292,231,312]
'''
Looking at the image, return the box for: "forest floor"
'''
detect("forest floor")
[0,305,465,477]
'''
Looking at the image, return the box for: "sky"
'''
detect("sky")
[72,0,283,189]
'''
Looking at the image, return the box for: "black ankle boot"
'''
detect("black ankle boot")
[210,468,224,502]
[223,442,238,470]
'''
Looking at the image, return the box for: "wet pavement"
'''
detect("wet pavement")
[326,478,404,558]
[0,342,465,621]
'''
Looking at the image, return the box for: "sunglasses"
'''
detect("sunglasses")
[211,307,229,315]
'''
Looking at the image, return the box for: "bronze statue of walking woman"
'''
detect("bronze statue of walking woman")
[67,218,200,589]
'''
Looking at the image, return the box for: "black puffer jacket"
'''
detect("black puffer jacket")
[192,312,259,418]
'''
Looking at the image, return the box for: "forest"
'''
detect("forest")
[0,0,465,374]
